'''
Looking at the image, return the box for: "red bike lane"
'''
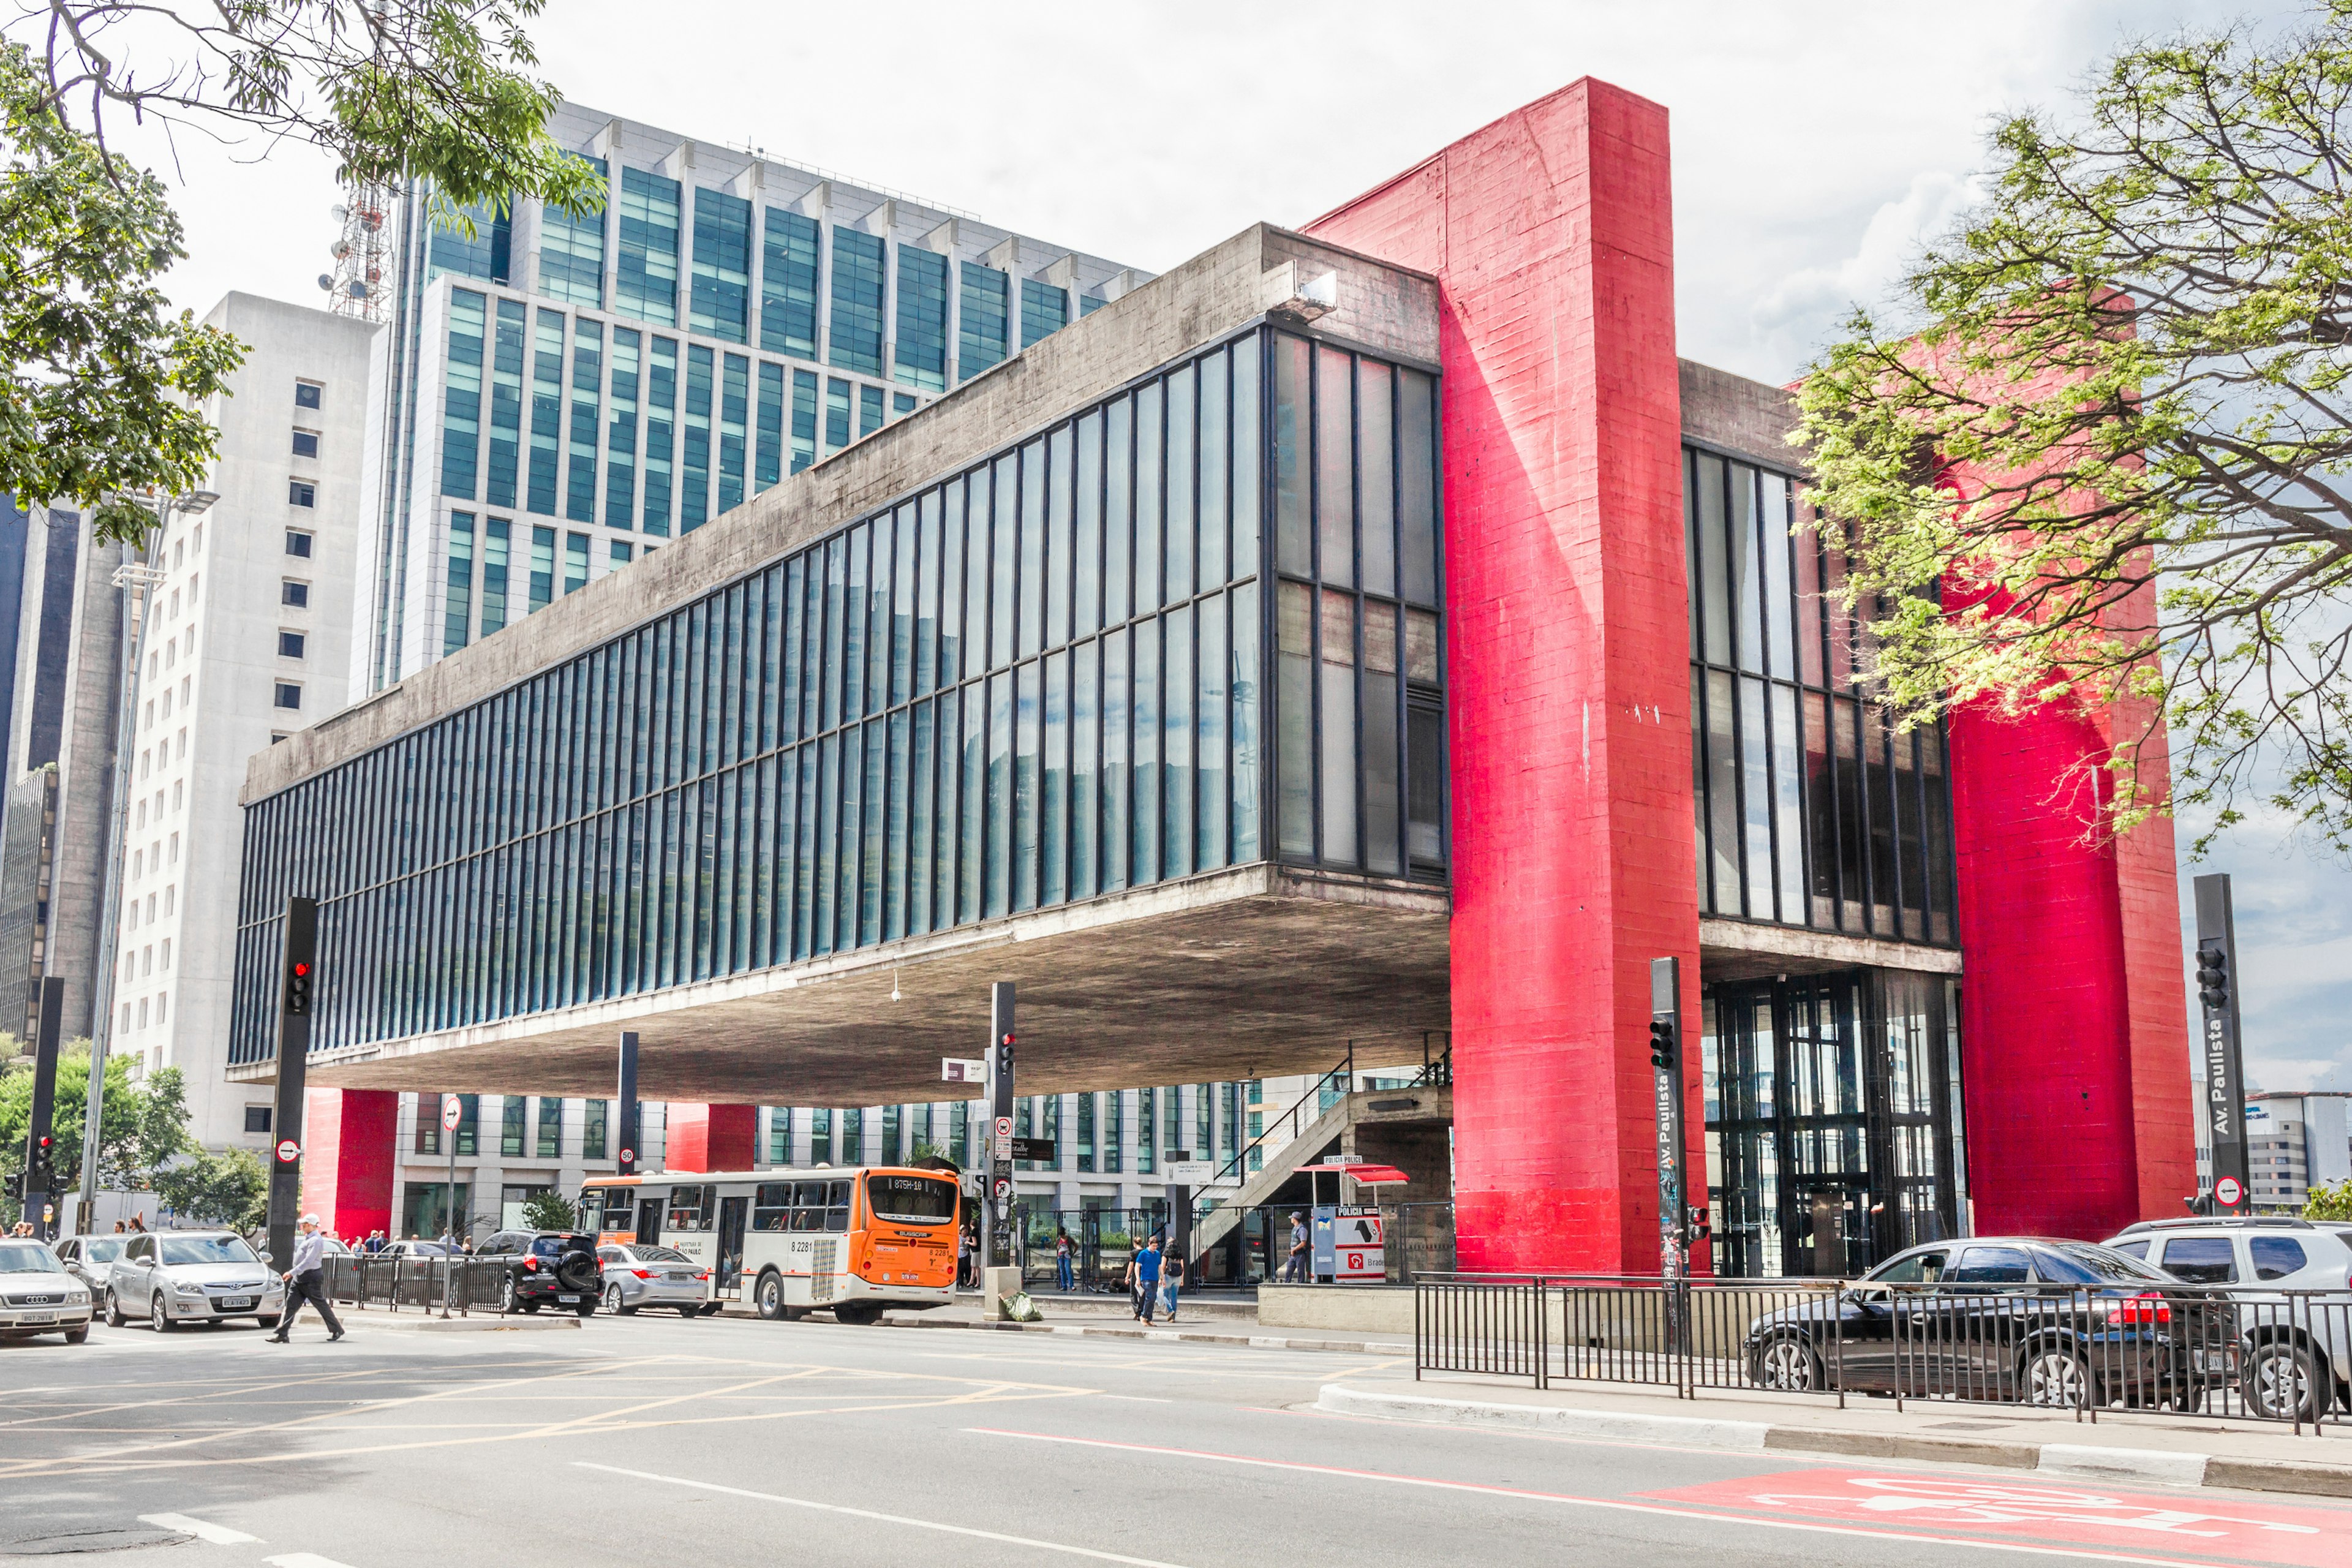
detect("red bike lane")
[1638,1469,2349,1566]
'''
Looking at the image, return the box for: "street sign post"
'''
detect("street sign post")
[617,1030,640,1178]
[1010,1137,1056,1162]
[2193,875,2250,1213]
[265,897,317,1274]
[1166,1160,1217,1185]
[941,1057,986,1084]
[20,976,61,1242]
[440,1095,463,1132]
[1650,957,1687,1279]
[981,983,1015,1283]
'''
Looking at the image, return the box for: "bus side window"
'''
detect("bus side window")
[753,1183,790,1232]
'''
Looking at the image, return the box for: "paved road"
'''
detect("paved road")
[2,1310,2344,1566]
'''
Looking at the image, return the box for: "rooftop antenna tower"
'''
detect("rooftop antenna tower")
[320,179,394,324]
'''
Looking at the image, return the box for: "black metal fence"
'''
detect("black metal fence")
[1415,1275,2352,1434]
[320,1254,579,1316]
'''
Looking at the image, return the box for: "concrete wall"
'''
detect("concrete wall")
[1307,80,1700,1275]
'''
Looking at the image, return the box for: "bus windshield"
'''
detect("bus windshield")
[867,1174,957,1224]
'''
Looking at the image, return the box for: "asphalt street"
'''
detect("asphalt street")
[2,1309,2346,1567]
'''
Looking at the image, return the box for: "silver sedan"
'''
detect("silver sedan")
[0,1239,92,1343]
[51,1234,126,1297]
[597,1244,710,1316]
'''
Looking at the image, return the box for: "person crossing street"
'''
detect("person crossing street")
[268,1213,345,1343]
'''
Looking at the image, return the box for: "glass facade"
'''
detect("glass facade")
[235,327,1439,1065]
[538,157,606,306]
[895,248,949,393]
[691,187,752,343]
[1703,970,1966,1278]
[1687,448,1956,944]
[426,196,510,286]
[760,210,820,360]
[1021,279,1068,348]
[959,262,1008,382]
[829,230,886,377]
[617,167,681,325]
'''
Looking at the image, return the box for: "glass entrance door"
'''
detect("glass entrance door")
[1702,968,1963,1279]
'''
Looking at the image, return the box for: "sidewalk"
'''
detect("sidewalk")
[1316,1375,2352,1499]
[710,1293,1411,1355]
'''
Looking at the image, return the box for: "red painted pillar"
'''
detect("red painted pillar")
[665,1104,758,1174]
[1308,79,1698,1273]
[300,1088,398,1242]
[1949,661,2197,1236]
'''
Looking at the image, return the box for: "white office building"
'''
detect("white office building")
[111,293,377,1150]
[2245,1090,2352,1212]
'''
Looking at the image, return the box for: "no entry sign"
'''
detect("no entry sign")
[274,1139,300,1164]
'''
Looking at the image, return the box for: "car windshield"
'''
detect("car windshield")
[632,1246,692,1264]
[82,1238,124,1263]
[0,1242,64,1274]
[867,1174,957,1224]
[2045,1242,2174,1284]
[159,1235,260,1266]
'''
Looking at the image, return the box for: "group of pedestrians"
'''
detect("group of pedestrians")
[1123,1232,1183,1323]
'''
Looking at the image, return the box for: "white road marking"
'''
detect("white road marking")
[264,1554,358,1568]
[964,1430,2260,1568]
[137,1513,259,1545]
[575,1461,1193,1567]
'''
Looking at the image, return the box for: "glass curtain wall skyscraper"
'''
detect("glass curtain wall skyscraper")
[357,103,1147,702]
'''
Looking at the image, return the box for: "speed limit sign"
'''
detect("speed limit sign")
[441,1094,463,1131]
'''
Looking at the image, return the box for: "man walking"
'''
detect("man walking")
[1283,1211,1310,1283]
[269,1213,345,1344]
[1133,1234,1161,1325]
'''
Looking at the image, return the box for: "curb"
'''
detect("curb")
[870,1315,1410,1355]
[1314,1385,2352,1499]
[405,1315,584,1333]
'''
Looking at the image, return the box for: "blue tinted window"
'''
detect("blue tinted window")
[566,318,601,523]
[1021,278,1068,347]
[644,337,676,537]
[958,262,1007,382]
[538,157,607,306]
[682,345,713,530]
[756,362,785,492]
[427,197,510,285]
[894,247,948,392]
[761,209,820,360]
[443,511,475,654]
[791,369,818,473]
[527,310,564,515]
[605,328,638,528]
[719,353,748,512]
[617,167,680,325]
[690,186,750,342]
[439,290,486,499]
[829,230,886,377]
[487,300,525,507]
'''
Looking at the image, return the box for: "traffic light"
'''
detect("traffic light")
[2195,944,2230,1012]
[1649,1019,1678,1071]
[993,1030,1016,1080]
[285,957,314,1016]
[28,1133,55,1191]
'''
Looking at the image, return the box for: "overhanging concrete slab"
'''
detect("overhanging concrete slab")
[231,865,1448,1102]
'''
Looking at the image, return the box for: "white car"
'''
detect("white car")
[104,1230,285,1332]
[53,1234,128,1297]
[0,1238,93,1343]
[2105,1217,2352,1421]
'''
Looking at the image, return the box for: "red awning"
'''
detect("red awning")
[1295,1163,1409,1186]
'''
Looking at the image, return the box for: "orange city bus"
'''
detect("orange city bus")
[579,1166,962,1324]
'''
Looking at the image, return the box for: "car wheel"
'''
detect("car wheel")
[2021,1345,2091,1408]
[522,1300,542,1314]
[576,1298,596,1318]
[699,1303,723,1317]
[677,1303,698,1318]
[64,1326,89,1345]
[2244,1341,2326,1422]
[149,1294,175,1334]
[103,1289,124,1329]
[604,1284,627,1316]
[255,1316,279,1331]
[499,1276,519,1315]
[756,1270,786,1321]
[1752,1332,1822,1392]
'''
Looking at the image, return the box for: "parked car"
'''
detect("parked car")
[596,1243,713,1317]
[377,1239,455,1259]
[475,1231,602,1315]
[52,1234,127,1297]
[0,1239,92,1343]
[1743,1237,2194,1406]
[2103,1216,2352,1420]
[104,1231,284,1332]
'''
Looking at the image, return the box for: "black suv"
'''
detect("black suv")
[477,1231,603,1315]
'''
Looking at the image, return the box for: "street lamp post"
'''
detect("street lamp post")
[77,489,216,1232]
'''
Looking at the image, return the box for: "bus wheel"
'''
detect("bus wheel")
[755,1270,787,1321]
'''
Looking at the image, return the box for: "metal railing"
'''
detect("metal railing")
[320,1254,589,1317]
[1414,1275,2352,1434]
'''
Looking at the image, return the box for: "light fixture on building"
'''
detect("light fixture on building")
[1262,262,1340,325]
[891,964,902,1004]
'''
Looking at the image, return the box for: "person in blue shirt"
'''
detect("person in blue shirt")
[1133,1236,1162,1324]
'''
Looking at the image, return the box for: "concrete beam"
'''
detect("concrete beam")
[1698,918,1963,981]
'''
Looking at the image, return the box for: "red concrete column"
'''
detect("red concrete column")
[664,1104,758,1174]
[1949,669,2197,1236]
[300,1087,398,1242]
[1308,79,1700,1273]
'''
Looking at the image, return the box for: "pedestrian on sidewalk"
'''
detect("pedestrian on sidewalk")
[1054,1226,1073,1293]
[1283,1211,1310,1283]
[1134,1235,1162,1325]
[1161,1246,1184,1322]
[269,1213,345,1344]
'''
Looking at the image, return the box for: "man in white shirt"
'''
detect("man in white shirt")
[268,1213,345,1344]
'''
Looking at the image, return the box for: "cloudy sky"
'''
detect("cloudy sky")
[96,0,2350,1091]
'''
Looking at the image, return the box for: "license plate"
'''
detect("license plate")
[666,1272,694,1281]
[22,1313,55,1324]
[219,1297,255,1311]
[557,1295,579,1303]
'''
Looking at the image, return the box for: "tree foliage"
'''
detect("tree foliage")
[153,1146,270,1229]
[1,3,600,543]
[1795,3,2352,854]
[0,1049,192,1219]
[2307,1177,2352,1220]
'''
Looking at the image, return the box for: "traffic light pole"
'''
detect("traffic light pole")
[265,897,318,1273]
[616,1031,639,1177]
[2193,873,2251,1212]
[1649,957,1687,1280]
[19,976,63,1239]
[981,983,1014,1287]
